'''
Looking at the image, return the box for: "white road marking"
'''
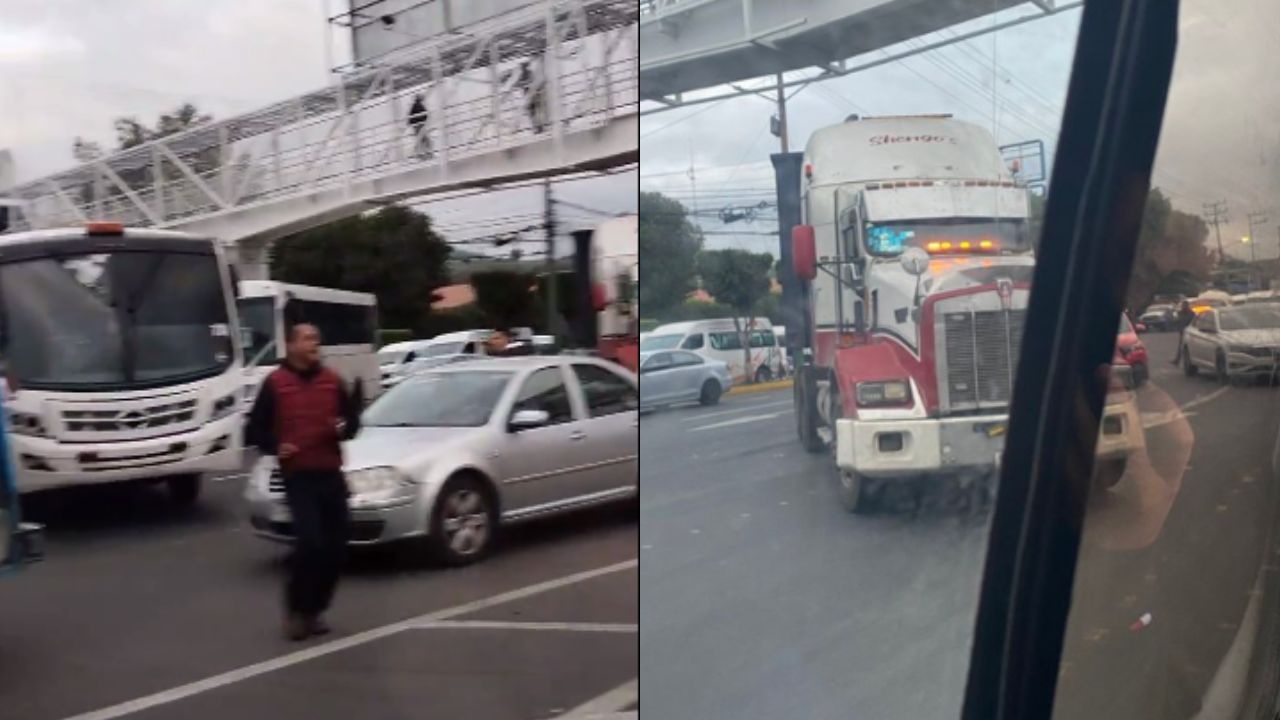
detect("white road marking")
[561,679,638,719]
[412,621,636,634]
[690,412,786,432]
[211,473,247,483]
[1139,386,1228,429]
[681,399,792,423]
[62,559,638,720]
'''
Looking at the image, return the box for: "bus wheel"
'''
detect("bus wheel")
[166,474,202,506]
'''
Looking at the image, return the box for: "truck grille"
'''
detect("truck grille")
[940,309,1025,412]
[268,466,284,494]
[62,399,198,434]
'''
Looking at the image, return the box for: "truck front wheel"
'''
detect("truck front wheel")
[838,469,878,514]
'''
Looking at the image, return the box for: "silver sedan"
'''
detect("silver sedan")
[639,350,733,411]
[245,356,638,565]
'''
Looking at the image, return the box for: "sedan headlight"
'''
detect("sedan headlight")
[211,390,241,421]
[1232,345,1273,358]
[6,409,45,437]
[346,466,416,509]
[856,380,912,407]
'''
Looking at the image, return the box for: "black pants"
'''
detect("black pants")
[282,470,349,617]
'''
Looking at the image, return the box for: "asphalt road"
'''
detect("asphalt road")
[0,458,638,720]
[639,332,1280,720]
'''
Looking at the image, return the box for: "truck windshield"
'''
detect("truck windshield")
[236,296,277,366]
[0,250,233,391]
[864,218,1030,257]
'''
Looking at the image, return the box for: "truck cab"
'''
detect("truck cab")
[785,116,1141,511]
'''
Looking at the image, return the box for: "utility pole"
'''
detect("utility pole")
[1204,200,1229,264]
[774,73,789,152]
[1247,211,1268,265]
[544,178,557,341]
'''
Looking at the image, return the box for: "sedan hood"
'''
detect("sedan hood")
[346,426,487,470]
[1221,328,1280,347]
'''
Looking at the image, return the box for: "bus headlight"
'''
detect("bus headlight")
[6,410,46,437]
[211,390,240,421]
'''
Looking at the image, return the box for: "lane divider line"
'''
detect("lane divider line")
[411,620,637,633]
[61,559,638,720]
[561,678,638,719]
[680,399,793,423]
[690,412,786,433]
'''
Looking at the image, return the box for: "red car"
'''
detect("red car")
[1115,312,1149,386]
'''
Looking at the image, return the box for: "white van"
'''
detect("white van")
[640,318,785,383]
[378,340,434,387]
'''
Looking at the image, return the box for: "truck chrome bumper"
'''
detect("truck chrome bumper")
[837,400,1142,478]
[837,414,1009,478]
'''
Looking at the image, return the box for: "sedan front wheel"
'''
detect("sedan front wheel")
[429,474,497,566]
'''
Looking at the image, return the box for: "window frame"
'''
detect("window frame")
[569,362,638,417]
[961,3,1180,718]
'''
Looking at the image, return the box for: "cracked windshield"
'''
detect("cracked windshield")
[641,0,1280,718]
[0,1,638,719]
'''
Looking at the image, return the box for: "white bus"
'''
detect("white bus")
[237,281,381,406]
[640,318,787,384]
[0,224,244,503]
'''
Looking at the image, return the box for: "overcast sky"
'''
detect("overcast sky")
[639,0,1280,263]
[0,0,636,257]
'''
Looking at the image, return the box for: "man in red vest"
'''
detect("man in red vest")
[245,322,362,641]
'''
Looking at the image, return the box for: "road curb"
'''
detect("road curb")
[726,378,794,396]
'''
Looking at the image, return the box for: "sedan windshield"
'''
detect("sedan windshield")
[640,334,682,352]
[363,370,512,427]
[0,250,232,390]
[1218,305,1280,331]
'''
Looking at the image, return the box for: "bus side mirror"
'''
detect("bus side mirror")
[792,225,817,281]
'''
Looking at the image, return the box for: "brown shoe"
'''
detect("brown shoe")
[284,614,309,642]
[307,615,331,636]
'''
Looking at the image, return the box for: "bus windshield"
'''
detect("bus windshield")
[237,296,277,366]
[864,218,1031,257]
[0,250,233,390]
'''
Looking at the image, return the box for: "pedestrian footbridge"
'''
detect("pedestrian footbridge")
[640,0,1057,102]
[0,0,638,278]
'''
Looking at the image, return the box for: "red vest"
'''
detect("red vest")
[269,365,345,473]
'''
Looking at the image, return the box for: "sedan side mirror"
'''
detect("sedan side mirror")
[509,409,550,431]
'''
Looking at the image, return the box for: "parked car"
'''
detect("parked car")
[245,356,638,565]
[641,318,786,384]
[377,340,435,387]
[1116,313,1149,386]
[639,350,733,411]
[1181,304,1280,382]
[1138,304,1174,331]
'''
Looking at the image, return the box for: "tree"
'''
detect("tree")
[470,270,534,328]
[696,248,773,382]
[271,206,452,334]
[1125,188,1213,310]
[639,191,702,317]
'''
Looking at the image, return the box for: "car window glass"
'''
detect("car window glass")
[572,364,638,417]
[680,333,704,350]
[708,331,742,351]
[673,352,703,367]
[1052,3,1280,719]
[639,2,1089,717]
[511,367,573,425]
[644,352,674,371]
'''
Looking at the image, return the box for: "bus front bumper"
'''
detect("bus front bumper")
[12,414,244,493]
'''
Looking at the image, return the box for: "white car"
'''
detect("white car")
[1181,305,1280,382]
[246,356,638,565]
